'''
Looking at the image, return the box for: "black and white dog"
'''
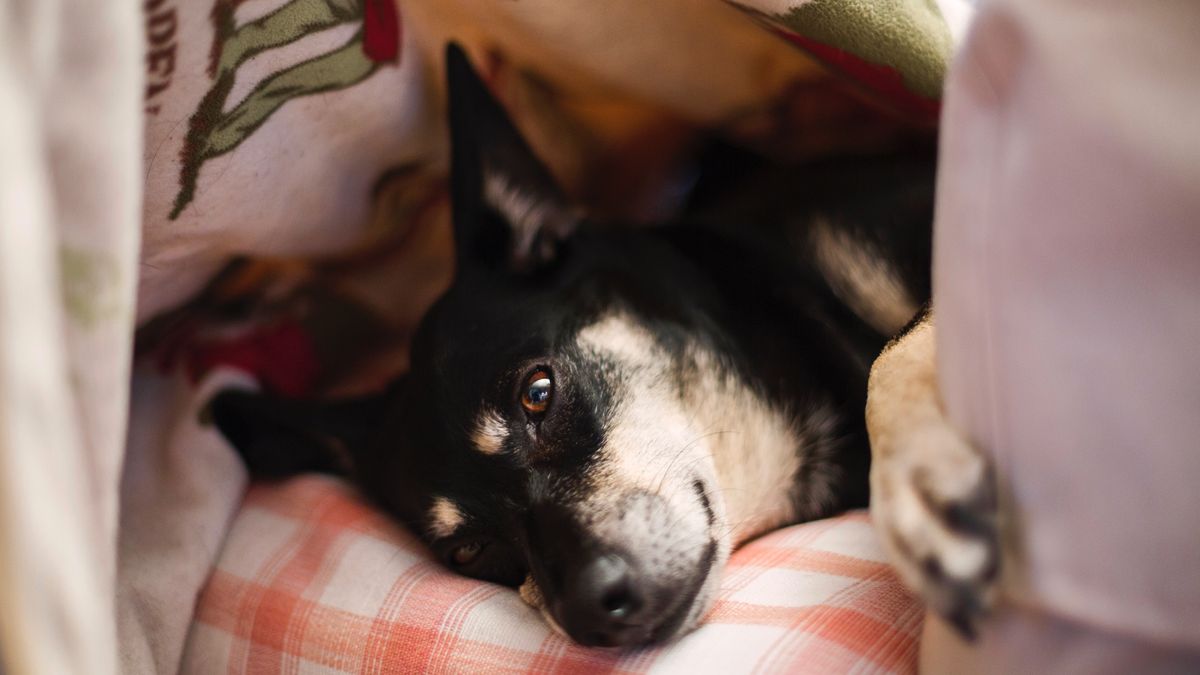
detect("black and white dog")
[210,44,997,647]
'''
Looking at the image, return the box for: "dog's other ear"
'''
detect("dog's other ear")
[205,387,394,479]
[445,43,576,273]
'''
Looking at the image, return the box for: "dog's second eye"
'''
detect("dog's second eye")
[521,370,553,415]
[451,541,483,566]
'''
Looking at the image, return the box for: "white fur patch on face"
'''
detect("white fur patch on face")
[471,407,508,455]
[685,345,821,545]
[427,496,466,539]
[576,313,830,547]
[809,215,917,335]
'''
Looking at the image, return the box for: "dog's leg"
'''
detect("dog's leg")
[866,310,999,638]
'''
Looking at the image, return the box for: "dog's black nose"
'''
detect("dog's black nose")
[561,553,650,647]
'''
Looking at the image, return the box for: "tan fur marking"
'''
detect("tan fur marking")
[810,216,917,335]
[427,496,466,538]
[471,408,508,455]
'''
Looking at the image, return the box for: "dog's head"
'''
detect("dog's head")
[210,44,824,647]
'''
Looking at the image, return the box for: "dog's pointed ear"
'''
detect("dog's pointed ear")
[205,385,397,479]
[445,43,576,273]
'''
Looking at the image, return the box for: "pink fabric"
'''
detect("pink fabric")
[932,0,1200,663]
[922,606,1200,675]
[183,477,922,674]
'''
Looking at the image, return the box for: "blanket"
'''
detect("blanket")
[0,0,960,673]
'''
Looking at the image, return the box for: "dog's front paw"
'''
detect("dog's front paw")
[870,420,999,639]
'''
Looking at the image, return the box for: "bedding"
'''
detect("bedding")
[13,0,1199,673]
[183,474,922,674]
[117,0,959,672]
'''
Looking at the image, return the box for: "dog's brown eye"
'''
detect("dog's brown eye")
[451,541,483,566]
[521,370,553,415]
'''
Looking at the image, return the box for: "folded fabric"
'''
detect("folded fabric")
[183,476,922,674]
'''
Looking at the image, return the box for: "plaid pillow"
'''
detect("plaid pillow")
[183,476,920,674]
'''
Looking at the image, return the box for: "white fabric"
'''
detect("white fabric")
[932,0,1200,667]
[0,0,143,672]
[933,0,973,45]
[137,1,436,323]
[117,369,252,674]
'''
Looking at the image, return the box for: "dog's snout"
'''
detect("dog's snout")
[562,553,648,647]
[523,490,714,646]
[524,500,658,646]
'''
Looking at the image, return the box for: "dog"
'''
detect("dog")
[208,43,997,647]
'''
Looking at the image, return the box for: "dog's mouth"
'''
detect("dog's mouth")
[646,539,719,644]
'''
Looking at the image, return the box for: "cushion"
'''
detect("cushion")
[182,476,921,674]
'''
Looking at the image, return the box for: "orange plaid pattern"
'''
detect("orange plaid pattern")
[183,476,921,674]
